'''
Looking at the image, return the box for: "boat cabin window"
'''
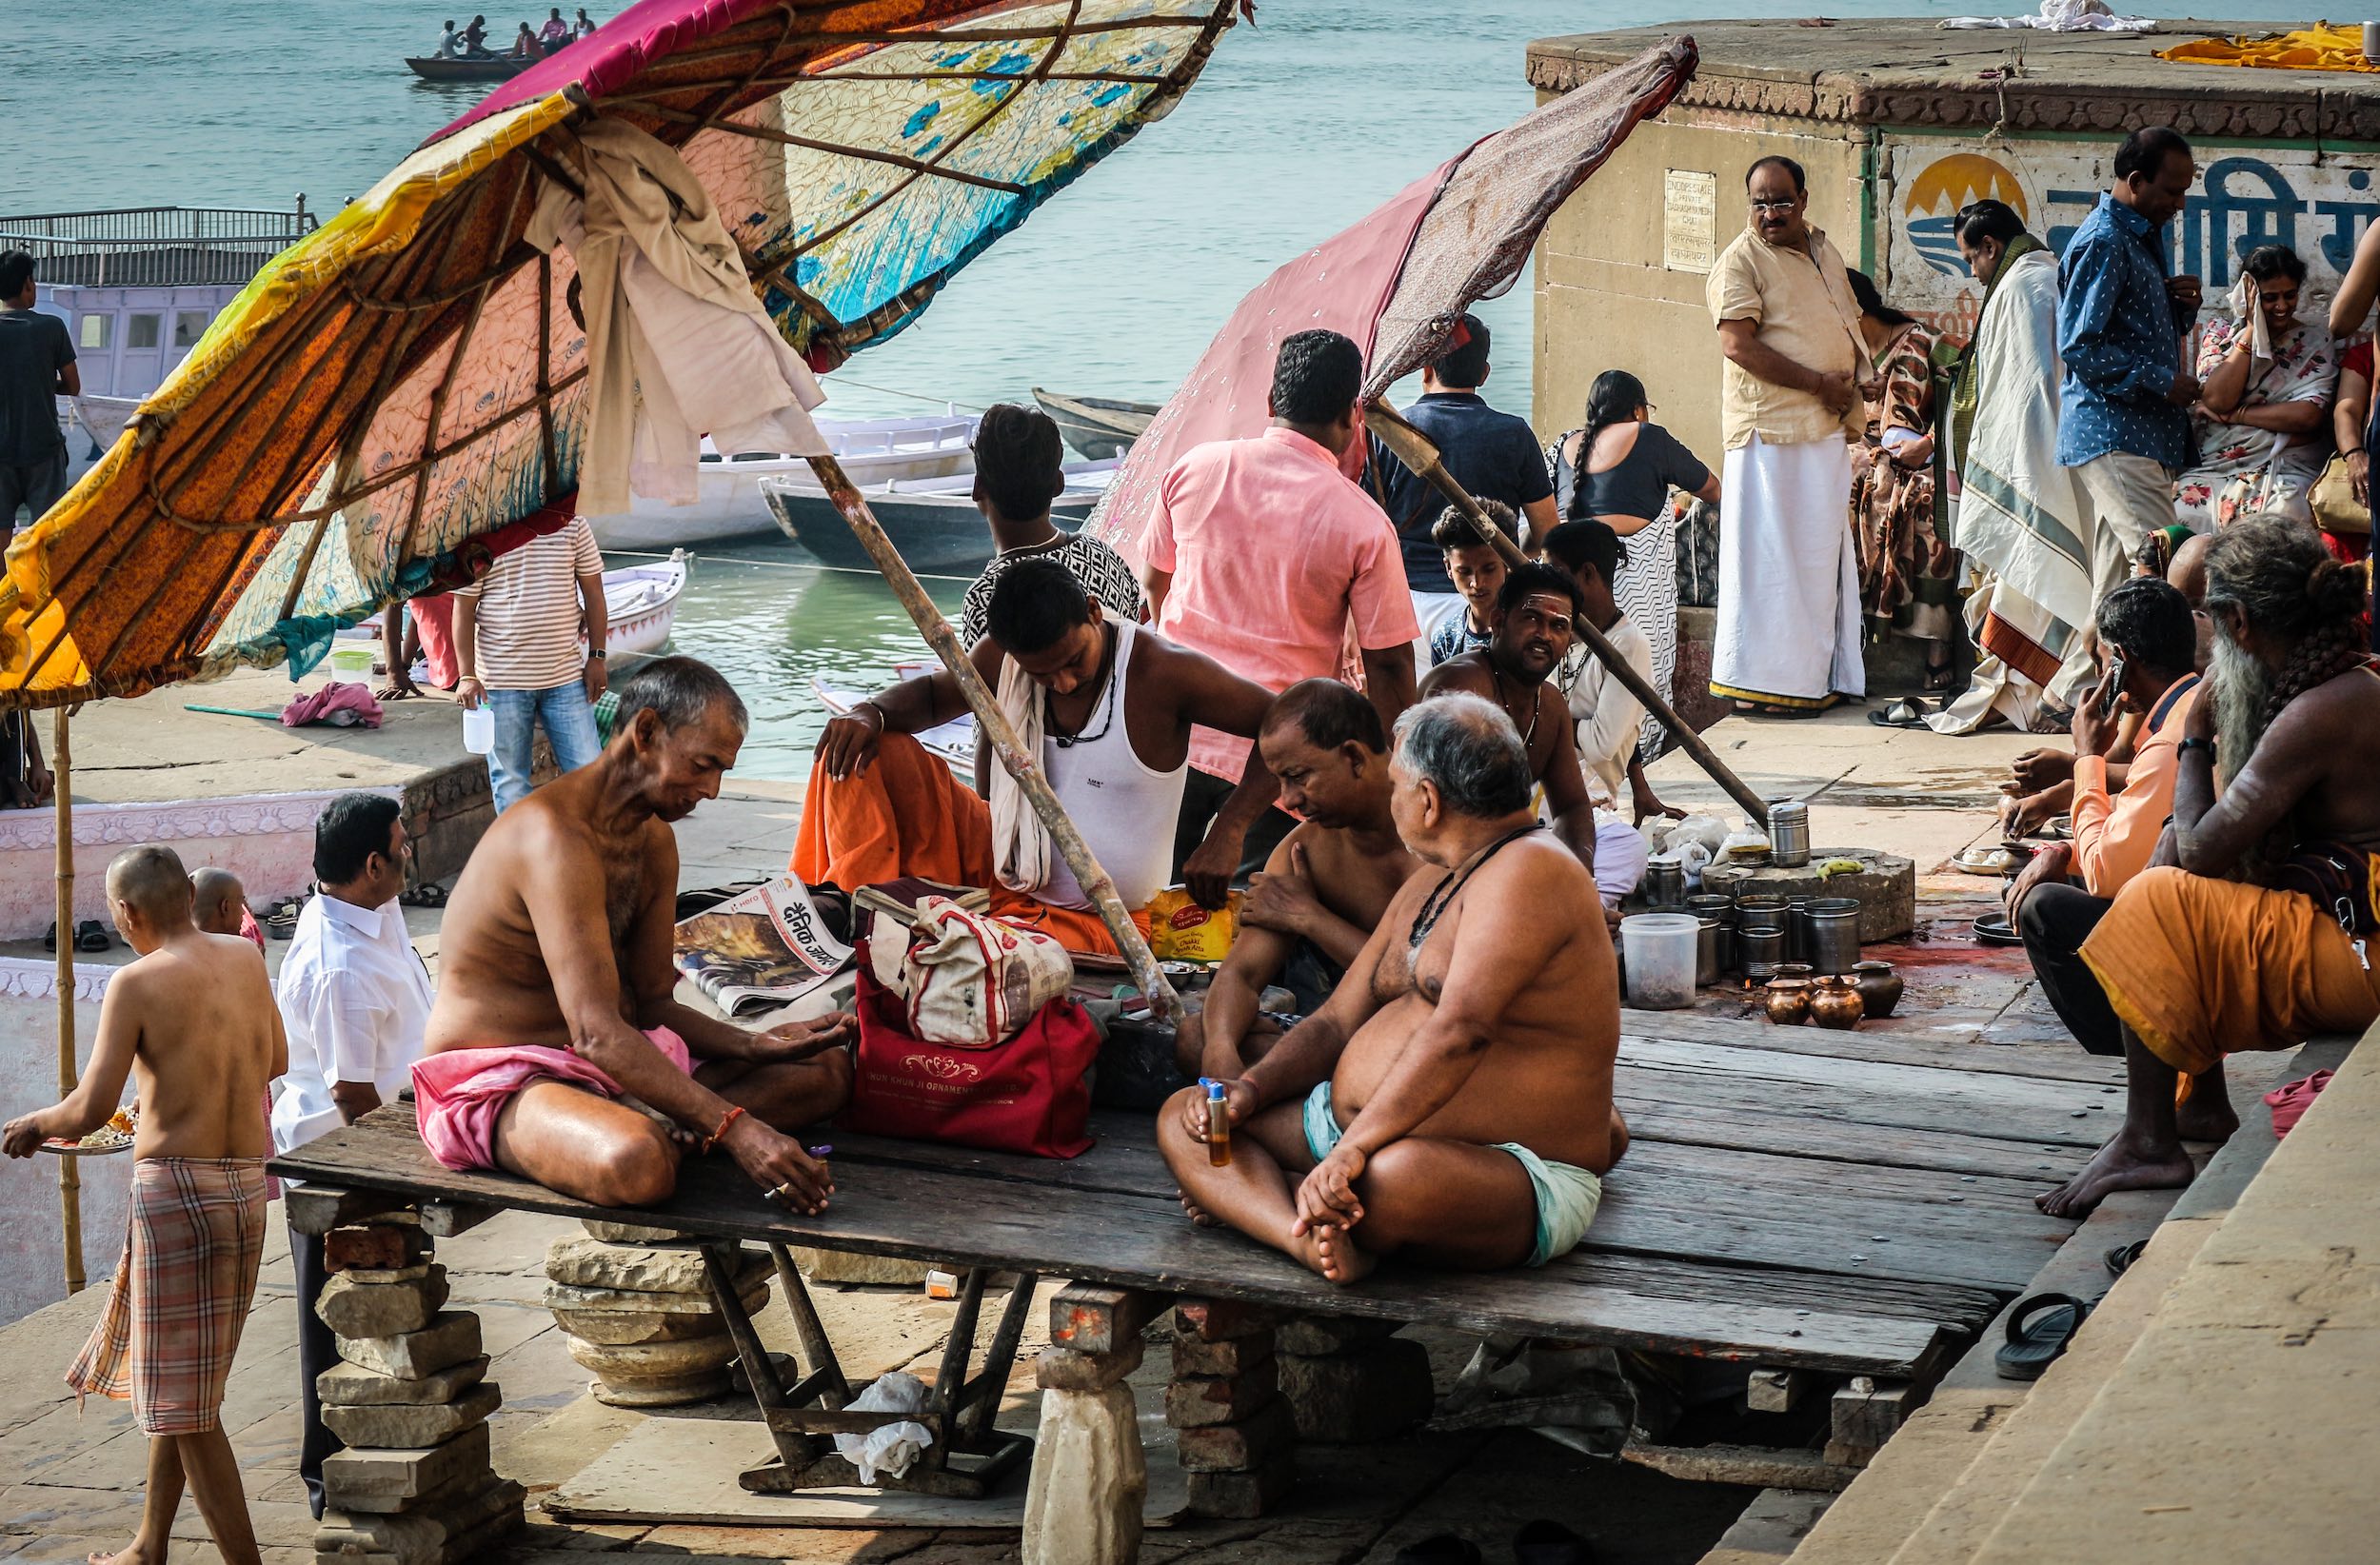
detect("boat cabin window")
[77,315,111,350]
[729,451,779,462]
[700,451,723,463]
[128,314,161,350]
[173,311,209,349]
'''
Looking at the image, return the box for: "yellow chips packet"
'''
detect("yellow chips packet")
[1146,887,1242,963]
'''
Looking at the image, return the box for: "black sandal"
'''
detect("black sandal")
[74,921,109,953]
[1995,1292,2091,1380]
[2104,1239,2148,1278]
[1868,698,1931,729]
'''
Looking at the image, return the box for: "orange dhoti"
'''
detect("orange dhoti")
[2080,865,2380,1076]
[791,733,1147,961]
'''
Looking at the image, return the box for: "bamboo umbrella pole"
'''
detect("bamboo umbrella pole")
[52,709,83,1295]
[1365,402,1773,829]
[803,454,1183,1025]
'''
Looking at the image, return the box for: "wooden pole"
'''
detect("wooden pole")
[52,708,83,1296]
[1365,402,1773,829]
[801,454,1184,1024]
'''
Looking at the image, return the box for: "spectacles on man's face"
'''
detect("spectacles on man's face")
[1750,197,1799,213]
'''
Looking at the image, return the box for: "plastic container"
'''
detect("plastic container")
[328,645,374,676]
[461,704,496,756]
[1620,914,1700,1010]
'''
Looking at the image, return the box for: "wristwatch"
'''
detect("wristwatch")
[588,649,606,660]
[2178,737,2214,761]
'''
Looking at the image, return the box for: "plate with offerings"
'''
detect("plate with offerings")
[43,1107,136,1156]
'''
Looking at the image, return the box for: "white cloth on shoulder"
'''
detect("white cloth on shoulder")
[525,118,827,519]
[989,653,1056,898]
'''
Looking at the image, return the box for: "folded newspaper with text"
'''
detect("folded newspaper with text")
[673,875,855,1017]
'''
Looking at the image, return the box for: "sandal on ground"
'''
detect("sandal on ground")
[1392,1536,1482,1565]
[43,921,56,953]
[2104,1239,2148,1278]
[1515,1519,1596,1565]
[74,921,109,953]
[1995,1292,2091,1380]
[1973,914,2023,946]
[399,880,449,909]
[1868,698,1931,729]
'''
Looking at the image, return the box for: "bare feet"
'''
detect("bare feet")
[2174,1091,2239,1144]
[2036,1132,2193,1218]
[89,1544,162,1565]
[1292,1222,1378,1286]
[1178,1189,1217,1227]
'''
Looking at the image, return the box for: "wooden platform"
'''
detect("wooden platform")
[270,1012,2115,1384]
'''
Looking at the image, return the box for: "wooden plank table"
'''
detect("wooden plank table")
[272,1015,2110,1386]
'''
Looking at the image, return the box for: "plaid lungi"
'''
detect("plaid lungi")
[69,1158,268,1435]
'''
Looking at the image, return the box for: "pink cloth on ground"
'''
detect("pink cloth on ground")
[2264,1068,2333,1138]
[281,682,385,729]
[411,1025,692,1172]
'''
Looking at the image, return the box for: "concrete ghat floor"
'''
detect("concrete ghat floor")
[0,706,2088,1560]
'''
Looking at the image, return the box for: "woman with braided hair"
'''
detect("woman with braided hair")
[2039,515,2380,1218]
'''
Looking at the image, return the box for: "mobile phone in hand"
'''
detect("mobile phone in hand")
[2098,654,2128,719]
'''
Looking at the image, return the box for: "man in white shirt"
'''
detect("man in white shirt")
[271,794,432,1518]
[436,18,463,57]
[1547,520,1655,909]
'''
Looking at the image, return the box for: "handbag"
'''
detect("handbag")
[2309,454,2369,536]
[896,896,1073,1049]
[840,963,1101,1159]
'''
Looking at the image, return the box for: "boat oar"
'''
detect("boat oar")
[801,453,1183,1024]
[1365,400,1772,829]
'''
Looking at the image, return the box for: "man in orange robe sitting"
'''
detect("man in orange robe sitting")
[795,560,1281,958]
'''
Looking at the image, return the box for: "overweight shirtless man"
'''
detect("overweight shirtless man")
[416,657,854,1212]
[1177,679,1418,1080]
[1160,694,1625,1284]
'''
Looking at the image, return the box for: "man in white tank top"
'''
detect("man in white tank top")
[798,560,1282,958]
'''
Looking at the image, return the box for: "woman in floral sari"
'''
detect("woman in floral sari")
[1847,270,1961,690]
[2173,245,2337,530]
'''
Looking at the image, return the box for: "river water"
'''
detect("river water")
[11,0,2310,778]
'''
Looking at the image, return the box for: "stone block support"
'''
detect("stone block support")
[1021,1379,1145,1565]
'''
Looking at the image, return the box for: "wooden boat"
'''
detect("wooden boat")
[760,461,1117,577]
[603,550,689,656]
[1032,388,1160,461]
[586,411,978,551]
[405,53,541,82]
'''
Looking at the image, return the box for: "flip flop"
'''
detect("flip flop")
[74,921,109,953]
[1867,698,1931,729]
[1392,1536,1482,1565]
[1995,1292,2091,1380]
[43,921,57,953]
[1973,914,2023,947]
[398,880,449,909]
[2104,1239,2148,1278]
[1515,1520,1596,1565]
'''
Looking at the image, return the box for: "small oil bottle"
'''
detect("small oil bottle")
[1202,1078,1232,1167]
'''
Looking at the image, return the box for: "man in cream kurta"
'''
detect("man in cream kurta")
[1705,155,1870,712]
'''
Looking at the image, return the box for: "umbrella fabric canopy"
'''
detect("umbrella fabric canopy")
[0,0,1242,708]
[1092,37,1696,565]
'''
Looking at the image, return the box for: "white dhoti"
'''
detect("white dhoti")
[1712,434,1862,708]
[1593,811,1650,910]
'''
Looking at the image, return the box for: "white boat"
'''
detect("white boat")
[334,551,688,660]
[585,412,979,551]
[815,672,975,770]
[764,458,1119,575]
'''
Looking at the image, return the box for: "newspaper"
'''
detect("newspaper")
[673,875,854,1017]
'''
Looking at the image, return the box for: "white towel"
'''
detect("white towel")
[989,657,1056,897]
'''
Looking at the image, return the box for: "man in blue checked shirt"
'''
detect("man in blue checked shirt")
[2058,129,2203,650]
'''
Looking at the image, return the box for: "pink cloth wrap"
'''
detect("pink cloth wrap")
[411,1025,692,1172]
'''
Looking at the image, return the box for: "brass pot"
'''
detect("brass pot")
[1764,976,1814,1026]
[1811,975,1865,1030]
[1851,960,1903,1019]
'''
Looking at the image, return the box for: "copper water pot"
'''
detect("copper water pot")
[1811,975,1865,1030]
[1764,976,1814,1026]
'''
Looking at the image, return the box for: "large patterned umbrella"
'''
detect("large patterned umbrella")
[0,0,1244,708]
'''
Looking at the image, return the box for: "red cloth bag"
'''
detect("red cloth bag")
[839,964,1101,1159]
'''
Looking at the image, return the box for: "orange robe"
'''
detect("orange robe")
[790,733,1146,961]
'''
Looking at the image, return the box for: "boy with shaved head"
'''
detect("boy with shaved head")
[4,844,286,1565]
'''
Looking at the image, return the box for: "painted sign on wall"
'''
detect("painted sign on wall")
[1879,137,2380,342]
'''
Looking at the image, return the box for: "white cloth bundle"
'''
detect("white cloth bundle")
[989,656,1057,897]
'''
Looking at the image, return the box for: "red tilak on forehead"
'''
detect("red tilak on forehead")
[1519,593,1573,618]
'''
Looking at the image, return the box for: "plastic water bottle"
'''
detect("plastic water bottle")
[461,704,495,756]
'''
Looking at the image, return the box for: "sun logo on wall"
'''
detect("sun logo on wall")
[1903,153,2028,277]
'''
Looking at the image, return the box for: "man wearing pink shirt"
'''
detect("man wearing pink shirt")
[1141,329,1420,887]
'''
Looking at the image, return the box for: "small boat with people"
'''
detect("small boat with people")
[584,410,979,551]
[1032,387,1160,461]
[760,459,1118,577]
[404,53,542,82]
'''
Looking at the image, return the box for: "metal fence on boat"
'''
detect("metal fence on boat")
[0,204,319,288]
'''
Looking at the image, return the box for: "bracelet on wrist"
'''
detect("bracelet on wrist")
[703,1103,746,1154]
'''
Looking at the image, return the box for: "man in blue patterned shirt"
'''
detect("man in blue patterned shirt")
[2057,128,2203,635]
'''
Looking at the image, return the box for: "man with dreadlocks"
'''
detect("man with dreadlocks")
[2038,516,2380,1218]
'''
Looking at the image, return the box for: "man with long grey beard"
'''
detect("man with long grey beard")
[2038,516,2380,1218]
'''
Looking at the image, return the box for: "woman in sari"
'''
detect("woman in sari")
[2173,245,2337,530]
[1848,270,1960,692]
[1546,370,1721,759]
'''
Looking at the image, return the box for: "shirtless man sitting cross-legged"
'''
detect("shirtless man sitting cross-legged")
[1175,679,1418,1082]
[1160,693,1627,1283]
[416,656,854,1212]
